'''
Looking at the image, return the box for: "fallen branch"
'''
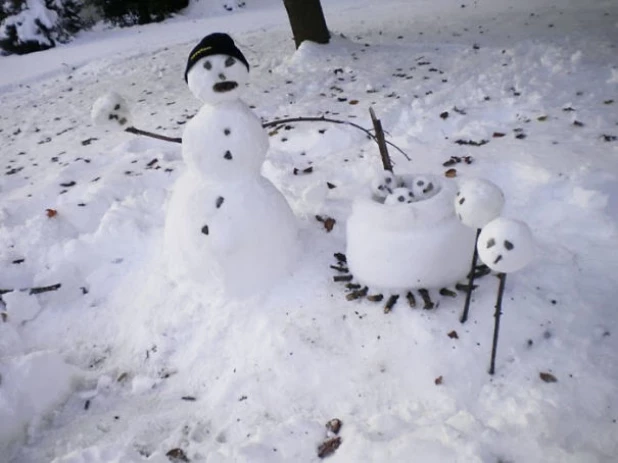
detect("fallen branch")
[0,283,62,296]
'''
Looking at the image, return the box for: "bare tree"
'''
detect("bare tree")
[282,0,330,48]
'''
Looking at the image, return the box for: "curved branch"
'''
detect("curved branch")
[262,116,411,161]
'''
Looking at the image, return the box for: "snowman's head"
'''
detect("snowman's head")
[455,178,505,229]
[477,217,535,273]
[185,33,250,104]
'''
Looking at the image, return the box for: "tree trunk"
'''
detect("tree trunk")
[283,0,330,49]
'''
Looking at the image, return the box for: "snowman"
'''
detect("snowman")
[164,33,299,297]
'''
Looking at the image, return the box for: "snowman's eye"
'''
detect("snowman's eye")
[486,238,496,248]
[458,197,466,205]
[504,240,514,250]
[225,56,236,67]
[204,60,212,70]
[417,180,424,186]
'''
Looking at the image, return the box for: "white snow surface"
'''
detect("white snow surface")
[1,0,618,461]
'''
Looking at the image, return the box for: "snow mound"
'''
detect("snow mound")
[0,351,76,452]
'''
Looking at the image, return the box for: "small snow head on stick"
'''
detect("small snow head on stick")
[91,92,132,129]
[477,217,534,273]
[185,33,250,105]
[455,178,504,229]
[477,217,535,375]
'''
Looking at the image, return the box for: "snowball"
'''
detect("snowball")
[384,187,414,205]
[0,351,75,448]
[455,178,505,229]
[477,217,535,273]
[370,171,396,198]
[347,175,475,289]
[410,175,437,199]
[91,92,132,129]
[187,54,249,105]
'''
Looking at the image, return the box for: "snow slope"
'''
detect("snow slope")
[1,0,617,461]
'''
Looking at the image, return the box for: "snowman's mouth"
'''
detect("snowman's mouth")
[213,81,238,93]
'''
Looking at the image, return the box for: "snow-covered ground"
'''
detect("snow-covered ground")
[1,0,617,461]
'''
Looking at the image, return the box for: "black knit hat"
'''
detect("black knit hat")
[184,33,249,82]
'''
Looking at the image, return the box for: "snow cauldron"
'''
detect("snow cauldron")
[346,174,476,291]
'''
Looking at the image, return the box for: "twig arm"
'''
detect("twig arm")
[125,126,182,144]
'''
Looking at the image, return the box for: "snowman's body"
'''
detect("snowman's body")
[164,37,298,296]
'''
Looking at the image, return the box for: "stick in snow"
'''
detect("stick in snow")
[368,107,394,171]
[460,228,482,323]
[0,283,62,296]
[488,273,507,375]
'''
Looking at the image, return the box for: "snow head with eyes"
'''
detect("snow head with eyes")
[455,178,505,229]
[477,217,535,273]
[384,187,414,205]
[185,33,250,105]
[371,171,397,199]
[410,175,436,199]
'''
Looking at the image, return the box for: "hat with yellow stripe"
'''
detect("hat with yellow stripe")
[184,33,249,82]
